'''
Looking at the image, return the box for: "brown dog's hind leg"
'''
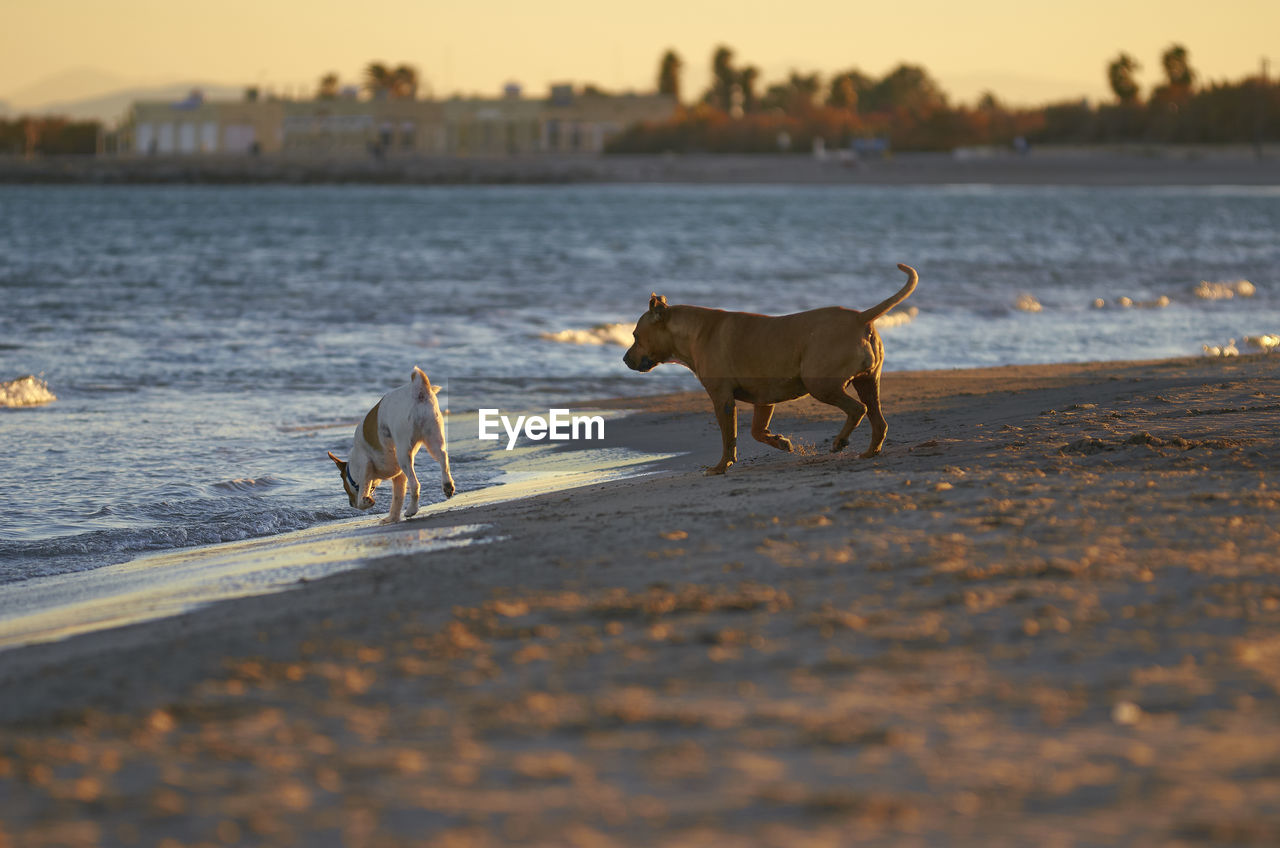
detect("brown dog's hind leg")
[851,372,887,458]
[807,379,867,453]
[750,404,794,452]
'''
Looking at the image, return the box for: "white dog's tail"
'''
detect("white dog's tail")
[861,263,918,324]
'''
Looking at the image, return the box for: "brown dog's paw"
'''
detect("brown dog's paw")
[859,448,882,459]
[704,463,731,476]
[773,436,794,452]
[831,438,849,454]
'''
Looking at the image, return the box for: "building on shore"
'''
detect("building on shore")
[118,85,675,158]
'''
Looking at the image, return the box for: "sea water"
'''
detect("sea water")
[2,183,1278,584]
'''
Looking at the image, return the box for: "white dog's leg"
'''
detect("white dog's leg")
[425,439,455,499]
[384,474,407,524]
[398,446,421,517]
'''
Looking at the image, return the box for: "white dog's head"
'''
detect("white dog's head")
[327,451,375,510]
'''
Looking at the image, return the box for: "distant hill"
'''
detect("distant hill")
[0,100,10,118]
[10,82,245,125]
[2,67,133,111]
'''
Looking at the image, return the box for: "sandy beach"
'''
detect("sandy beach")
[2,353,1279,846]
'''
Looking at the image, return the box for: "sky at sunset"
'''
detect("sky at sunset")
[2,0,1276,110]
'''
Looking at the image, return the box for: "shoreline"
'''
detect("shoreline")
[3,148,1280,186]
[0,430,679,653]
[2,353,1279,845]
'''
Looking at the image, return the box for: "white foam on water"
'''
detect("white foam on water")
[1014,294,1042,313]
[538,323,634,347]
[1243,334,1280,353]
[542,309,919,342]
[1096,295,1172,309]
[1194,280,1256,300]
[876,306,918,329]
[0,375,56,408]
[1203,331,1278,357]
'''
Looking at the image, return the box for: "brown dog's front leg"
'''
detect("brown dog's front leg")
[750,404,793,453]
[707,393,737,475]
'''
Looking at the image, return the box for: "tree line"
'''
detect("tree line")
[609,44,1278,153]
[0,117,99,156]
[5,47,1274,157]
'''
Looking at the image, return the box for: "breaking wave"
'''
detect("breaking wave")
[1203,333,1280,357]
[539,323,635,347]
[1094,279,1260,311]
[1093,296,1173,309]
[0,375,56,409]
[877,306,919,328]
[1203,340,1240,358]
[1245,333,1280,353]
[540,309,919,344]
[1194,279,1255,300]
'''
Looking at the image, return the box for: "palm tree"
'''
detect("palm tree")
[827,69,873,111]
[977,91,1003,111]
[365,62,393,99]
[763,72,822,115]
[362,62,420,100]
[738,66,759,113]
[391,64,419,99]
[318,72,340,100]
[1161,44,1195,91]
[864,65,944,115]
[1108,53,1142,105]
[788,72,821,112]
[708,46,736,112]
[658,49,683,102]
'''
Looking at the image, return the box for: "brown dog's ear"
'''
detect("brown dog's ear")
[649,293,669,318]
[327,451,345,468]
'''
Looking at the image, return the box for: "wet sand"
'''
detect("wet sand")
[2,354,1279,846]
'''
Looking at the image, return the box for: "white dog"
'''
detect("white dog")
[328,366,456,522]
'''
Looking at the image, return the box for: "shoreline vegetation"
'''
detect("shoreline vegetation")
[621,45,1279,155]
[3,146,1280,186]
[2,354,1280,844]
[6,43,1277,161]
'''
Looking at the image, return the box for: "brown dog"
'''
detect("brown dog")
[623,263,918,475]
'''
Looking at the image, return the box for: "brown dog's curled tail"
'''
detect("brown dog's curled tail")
[860,263,918,324]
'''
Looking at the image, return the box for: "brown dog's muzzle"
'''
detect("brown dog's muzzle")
[623,345,656,372]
